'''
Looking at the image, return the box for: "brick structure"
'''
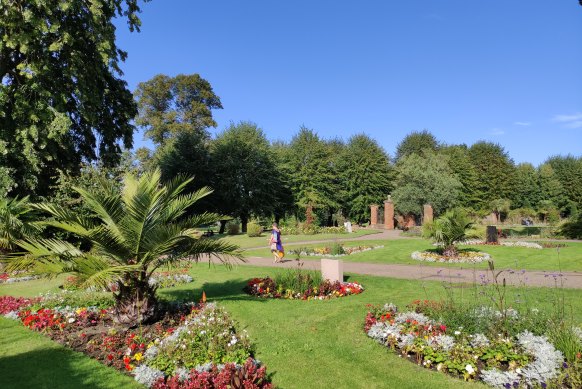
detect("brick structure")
[384,199,394,230]
[370,204,379,226]
[423,204,434,224]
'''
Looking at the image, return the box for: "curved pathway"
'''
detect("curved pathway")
[239,256,582,289]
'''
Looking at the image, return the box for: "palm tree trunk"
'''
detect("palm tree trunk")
[112,275,158,327]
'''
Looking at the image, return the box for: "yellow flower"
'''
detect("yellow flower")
[133,352,143,361]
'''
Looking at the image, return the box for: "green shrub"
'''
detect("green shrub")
[226,221,240,235]
[246,222,262,237]
[330,242,345,255]
[548,324,582,363]
[561,214,582,239]
[273,266,323,294]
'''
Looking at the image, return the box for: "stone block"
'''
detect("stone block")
[321,258,343,283]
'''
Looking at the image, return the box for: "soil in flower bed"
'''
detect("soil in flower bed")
[244,277,364,300]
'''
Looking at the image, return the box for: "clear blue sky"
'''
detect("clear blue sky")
[114,0,582,166]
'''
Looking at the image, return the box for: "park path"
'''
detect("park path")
[237,229,582,289]
[238,256,582,289]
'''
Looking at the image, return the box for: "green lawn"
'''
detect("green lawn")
[3,264,582,388]
[211,229,383,249]
[245,238,582,271]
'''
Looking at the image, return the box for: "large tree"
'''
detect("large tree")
[135,73,222,146]
[545,155,582,207]
[391,151,462,218]
[211,122,282,233]
[339,134,393,223]
[511,163,541,209]
[0,0,145,196]
[538,163,568,210]
[285,127,340,222]
[395,130,439,162]
[469,141,516,209]
[440,145,481,209]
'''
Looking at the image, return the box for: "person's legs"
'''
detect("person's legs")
[272,250,280,263]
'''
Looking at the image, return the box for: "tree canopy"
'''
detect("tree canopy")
[395,130,439,162]
[0,0,146,196]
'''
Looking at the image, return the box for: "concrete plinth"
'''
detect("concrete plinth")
[321,258,343,283]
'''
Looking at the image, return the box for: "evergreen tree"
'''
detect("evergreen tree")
[440,145,481,209]
[395,130,439,162]
[538,163,568,209]
[339,134,393,223]
[545,155,582,206]
[511,163,541,208]
[469,141,516,209]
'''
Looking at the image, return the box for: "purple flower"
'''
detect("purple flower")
[563,362,569,369]
[541,382,547,388]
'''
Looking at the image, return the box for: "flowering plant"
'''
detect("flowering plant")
[245,277,364,300]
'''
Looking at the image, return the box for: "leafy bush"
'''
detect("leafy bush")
[246,222,262,237]
[330,242,345,255]
[423,208,474,257]
[226,221,240,235]
[560,214,582,239]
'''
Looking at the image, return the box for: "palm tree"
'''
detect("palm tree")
[5,169,241,326]
[423,208,474,257]
[0,196,40,252]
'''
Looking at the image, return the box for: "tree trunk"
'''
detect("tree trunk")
[443,245,458,258]
[113,276,158,327]
[219,220,226,234]
[241,215,248,233]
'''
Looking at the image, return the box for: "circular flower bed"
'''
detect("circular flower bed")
[365,302,566,388]
[245,277,364,300]
[457,240,543,249]
[290,244,383,257]
[411,250,491,263]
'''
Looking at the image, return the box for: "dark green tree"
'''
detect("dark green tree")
[285,127,340,223]
[135,73,222,146]
[511,163,541,208]
[440,145,481,208]
[468,141,516,209]
[538,163,568,210]
[395,130,439,162]
[338,134,393,223]
[0,0,145,196]
[211,122,281,233]
[545,155,582,207]
[391,152,462,218]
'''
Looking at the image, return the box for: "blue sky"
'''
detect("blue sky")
[114,0,582,165]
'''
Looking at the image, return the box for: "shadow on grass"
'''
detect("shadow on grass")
[160,278,268,303]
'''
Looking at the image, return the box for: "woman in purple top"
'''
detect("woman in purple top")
[269,222,284,263]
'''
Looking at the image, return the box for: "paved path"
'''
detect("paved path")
[239,256,582,289]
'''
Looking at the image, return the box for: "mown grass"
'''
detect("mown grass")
[3,263,582,388]
[211,229,383,249]
[245,238,582,271]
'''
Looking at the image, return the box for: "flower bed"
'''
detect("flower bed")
[457,240,543,249]
[244,277,364,300]
[411,250,491,263]
[364,302,574,388]
[1,294,273,388]
[0,272,40,284]
[290,244,383,257]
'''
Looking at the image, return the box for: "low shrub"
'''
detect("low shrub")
[246,222,262,237]
[226,222,240,235]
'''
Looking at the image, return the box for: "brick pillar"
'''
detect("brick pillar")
[423,204,433,224]
[384,200,394,230]
[370,204,378,226]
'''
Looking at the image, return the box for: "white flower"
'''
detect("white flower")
[454,331,461,335]
[466,364,475,374]
[68,318,75,323]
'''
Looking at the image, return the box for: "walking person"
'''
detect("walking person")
[269,222,284,263]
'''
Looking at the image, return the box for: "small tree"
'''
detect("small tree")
[5,169,240,326]
[489,198,511,223]
[0,197,40,252]
[423,209,473,257]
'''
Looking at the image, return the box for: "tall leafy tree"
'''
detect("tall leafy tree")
[395,130,439,162]
[511,163,541,208]
[469,141,516,209]
[339,134,393,223]
[135,73,222,146]
[391,152,462,218]
[7,169,239,326]
[286,127,340,222]
[0,0,145,196]
[545,155,582,206]
[211,122,281,232]
[440,145,481,209]
[538,163,568,210]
